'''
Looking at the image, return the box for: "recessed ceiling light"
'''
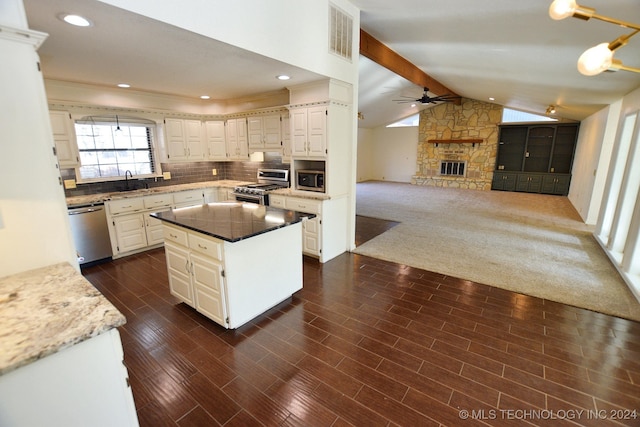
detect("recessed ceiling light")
[60,14,92,27]
[117,83,130,88]
[411,103,417,108]
[489,97,495,101]
[276,75,291,81]
[200,95,211,100]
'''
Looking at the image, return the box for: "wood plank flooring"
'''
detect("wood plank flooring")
[82,219,640,426]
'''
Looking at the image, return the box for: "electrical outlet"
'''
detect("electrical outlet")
[63,179,76,189]
[162,172,171,180]
[212,169,217,176]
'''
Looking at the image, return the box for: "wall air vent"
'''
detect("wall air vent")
[329,4,353,61]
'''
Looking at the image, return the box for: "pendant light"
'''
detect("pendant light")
[115,115,122,135]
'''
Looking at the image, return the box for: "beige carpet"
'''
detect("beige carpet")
[354,181,640,322]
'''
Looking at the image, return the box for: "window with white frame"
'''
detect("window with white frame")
[74,116,159,182]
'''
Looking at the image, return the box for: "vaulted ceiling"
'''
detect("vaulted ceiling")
[24,0,640,128]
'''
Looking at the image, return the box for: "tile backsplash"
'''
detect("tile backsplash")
[62,152,289,197]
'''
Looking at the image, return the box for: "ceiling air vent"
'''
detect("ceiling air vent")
[329,4,353,61]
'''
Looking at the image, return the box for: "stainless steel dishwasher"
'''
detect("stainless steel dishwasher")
[68,203,113,266]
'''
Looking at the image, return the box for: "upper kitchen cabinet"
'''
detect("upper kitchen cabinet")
[247,114,283,152]
[164,118,205,162]
[226,118,249,160]
[204,120,227,161]
[49,110,79,168]
[290,105,327,158]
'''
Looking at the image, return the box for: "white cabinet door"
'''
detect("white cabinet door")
[290,109,308,157]
[263,115,282,150]
[164,241,194,304]
[307,106,327,157]
[113,213,147,254]
[165,118,187,161]
[303,216,321,256]
[290,106,326,158]
[226,118,249,160]
[247,117,264,150]
[281,115,291,162]
[191,253,227,325]
[184,119,205,160]
[145,212,167,246]
[49,111,79,168]
[204,121,227,160]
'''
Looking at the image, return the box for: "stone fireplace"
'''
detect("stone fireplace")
[412,98,502,190]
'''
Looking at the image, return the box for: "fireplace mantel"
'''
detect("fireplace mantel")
[428,139,483,147]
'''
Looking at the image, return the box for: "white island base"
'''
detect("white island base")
[163,221,303,329]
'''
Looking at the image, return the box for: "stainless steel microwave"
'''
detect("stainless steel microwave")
[296,170,325,192]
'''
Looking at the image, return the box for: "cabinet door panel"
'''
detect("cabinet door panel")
[164,243,193,304]
[263,115,282,149]
[191,253,227,325]
[307,106,327,157]
[496,127,527,171]
[524,127,554,172]
[550,126,578,173]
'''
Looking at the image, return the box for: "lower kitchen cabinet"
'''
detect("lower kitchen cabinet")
[269,194,348,263]
[112,214,148,254]
[164,237,227,326]
[161,222,302,328]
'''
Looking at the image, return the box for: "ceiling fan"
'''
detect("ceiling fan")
[393,87,461,104]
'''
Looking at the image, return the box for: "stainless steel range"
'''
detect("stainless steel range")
[233,169,289,205]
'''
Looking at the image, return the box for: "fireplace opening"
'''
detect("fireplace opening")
[439,160,466,177]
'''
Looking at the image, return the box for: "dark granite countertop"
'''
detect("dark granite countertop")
[151,202,315,242]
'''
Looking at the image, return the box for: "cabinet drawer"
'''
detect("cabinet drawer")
[189,232,223,260]
[163,225,188,246]
[286,197,321,214]
[144,193,173,209]
[174,190,203,206]
[108,197,144,215]
[269,195,285,208]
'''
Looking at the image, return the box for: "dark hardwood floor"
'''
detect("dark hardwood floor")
[82,217,640,426]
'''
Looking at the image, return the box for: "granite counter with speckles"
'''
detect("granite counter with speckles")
[0,263,125,375]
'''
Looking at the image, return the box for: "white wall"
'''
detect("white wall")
[356,125,418,183]
[98,0,359,87]
[568,103,618,224]
[0,3,78,276]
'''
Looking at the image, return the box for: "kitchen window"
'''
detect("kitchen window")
[74,116,160,182]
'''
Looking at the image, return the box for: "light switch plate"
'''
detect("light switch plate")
[212,169,217,176]
[63,179,77,189]
[162,172,171,180]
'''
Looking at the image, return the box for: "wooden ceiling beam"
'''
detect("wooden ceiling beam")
[360,29,461,104]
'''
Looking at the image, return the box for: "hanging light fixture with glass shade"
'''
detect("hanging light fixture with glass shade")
[548,0,640,75]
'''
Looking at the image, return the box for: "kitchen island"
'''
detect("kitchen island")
[151,202,312,329]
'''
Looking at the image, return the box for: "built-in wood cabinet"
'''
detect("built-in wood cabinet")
[164,118,205,162]
[493,123,578,195]
[290,105,327,158]
[105,190,204,258]
[269,194,348,263]
[225,118,249,160]
[161,221,302,329]
[248,114,282,152]
[204,120,227,160]
[164,226,227,325]
[49,110,80,168]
